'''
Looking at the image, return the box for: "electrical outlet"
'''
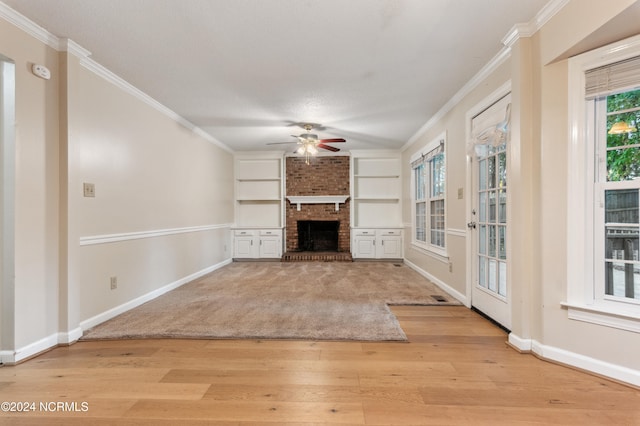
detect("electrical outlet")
[449,262,453,273]
[83,182,95,197]
[110,276,117,290]
[457,188,464,199]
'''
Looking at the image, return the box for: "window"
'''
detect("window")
[414,162,426,243]
[411,134,446,256]
[430,152,446,247]
[596,89,640,302]
[566,35,640,332]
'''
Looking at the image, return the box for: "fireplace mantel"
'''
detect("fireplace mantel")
[286,195,350,211]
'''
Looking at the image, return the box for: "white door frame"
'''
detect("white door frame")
[0,54,16,364]
[465,81,512,329]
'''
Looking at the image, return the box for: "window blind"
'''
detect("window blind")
[585,55,640,99]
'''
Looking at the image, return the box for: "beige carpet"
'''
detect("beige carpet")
[81,261,461,342]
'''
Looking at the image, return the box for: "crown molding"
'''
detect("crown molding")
[78,56,232,153]
[502,23,536,48]
[531,0,570,33]
[502,0,570,48]
[58,38,91,59]
[403,0,569,151]
[0,1,58,48]
[0,1,233,154]
[402,46,511,150]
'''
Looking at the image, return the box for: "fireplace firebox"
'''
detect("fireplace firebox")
[297,220,339,252]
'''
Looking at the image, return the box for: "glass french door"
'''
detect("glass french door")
[477,144,507,295]
[470,94,511,330]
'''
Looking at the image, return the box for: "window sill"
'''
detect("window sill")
[410,242,449,264]
[561,302,640,333]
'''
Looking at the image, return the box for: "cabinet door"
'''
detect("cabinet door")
[354,236,376,258]
[379,236,401,258]
[234,236,257,258]
[259,237,281,258]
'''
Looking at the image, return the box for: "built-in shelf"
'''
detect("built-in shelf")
[235,155,284,229]
[286,195,350,211]
[351,152,402,230]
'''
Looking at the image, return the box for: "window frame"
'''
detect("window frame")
[565,34,640,333]
[410,132,447,258]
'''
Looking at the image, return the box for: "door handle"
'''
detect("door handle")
[467,221,476,229]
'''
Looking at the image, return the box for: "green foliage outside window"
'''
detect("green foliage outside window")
[607,89,640,181]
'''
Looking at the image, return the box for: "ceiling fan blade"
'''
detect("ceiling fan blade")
[266,141,299,145]
[318,143,340,152]
[319,138,346,143]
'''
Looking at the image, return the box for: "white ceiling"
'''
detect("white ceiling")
[4,0,550,152]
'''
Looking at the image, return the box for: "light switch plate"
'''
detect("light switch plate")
[83,182,95,197]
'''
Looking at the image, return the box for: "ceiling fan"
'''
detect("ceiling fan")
[267,124,346,164]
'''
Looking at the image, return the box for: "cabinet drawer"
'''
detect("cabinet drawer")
[378,229,401,236]
[234,230,257,236]
[354,229,376,236]
[259,230,281,237]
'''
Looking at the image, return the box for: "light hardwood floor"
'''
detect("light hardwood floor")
[0,306,638,425]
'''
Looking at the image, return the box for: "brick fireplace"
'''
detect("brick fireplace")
[285,156,350,252]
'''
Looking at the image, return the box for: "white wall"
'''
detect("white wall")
[401,58,512,303]
[531,0,640,382]
[0,12,235,362]
[0,14,62,359]
[402,0,640,386]
[65,54,233,327]
[3,0,640,387]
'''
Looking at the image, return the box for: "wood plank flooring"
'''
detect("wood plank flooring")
[0,306,638,425]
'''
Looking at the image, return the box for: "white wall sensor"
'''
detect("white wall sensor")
[31,64,51,80]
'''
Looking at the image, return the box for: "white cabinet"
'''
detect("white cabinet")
[233,153,284,260]
[259,230,281,258]
[353,229,376,259]
[350,151,403,260]
[233,229,282,259]
[352,229,402,259]
[378,229,402,259]
[233,230,258,258]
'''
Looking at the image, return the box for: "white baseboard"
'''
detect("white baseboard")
[507,333,532,351]
[400,262,640,388]
[58,327,83,345]
[9,333,59,364]
[404,258,468,305]
[0,350,15,364]
[2,258,232,364]
[80,258,232,332]
[509,333,640,388]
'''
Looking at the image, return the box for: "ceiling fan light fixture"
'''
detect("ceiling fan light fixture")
[266,123,346,164]
[608,120,637,134]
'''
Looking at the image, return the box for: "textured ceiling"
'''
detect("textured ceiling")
[4,0,550,152]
